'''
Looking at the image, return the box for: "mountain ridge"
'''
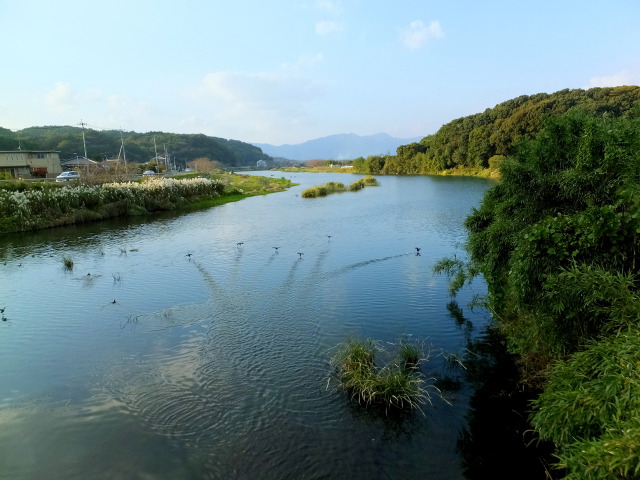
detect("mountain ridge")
[252,132,423,161]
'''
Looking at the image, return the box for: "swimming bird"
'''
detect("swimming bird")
[237,242,244,247]
[326,235,332,240]
[297,252,304,258]
[185,253,193,257]
[415,247,421,256]
[272,246,280,252]
[0,307,5,314]
[112,300,117,304]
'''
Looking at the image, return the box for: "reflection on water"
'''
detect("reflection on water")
[0,172,498,479]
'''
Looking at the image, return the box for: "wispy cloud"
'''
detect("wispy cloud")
[400,20,444,50]
[184,71,327,142]
[585,69,640,88]
[45,82,75,112]
[315,20,343,35]
[316,0,343,15]
[282,53,325,72]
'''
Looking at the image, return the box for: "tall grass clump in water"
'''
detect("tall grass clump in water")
[329,337,430,414]
[362,175,379,186]
[62,256,74,271]
[301,181,345,198]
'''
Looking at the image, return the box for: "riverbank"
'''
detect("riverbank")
[0,173,295,235]
[276,165,500,179]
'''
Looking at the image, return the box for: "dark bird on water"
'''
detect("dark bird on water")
[186,253,193,257]
[0,307,5,314]
[112,300,117,304]
[273,246,280,252]
[237,242,244,246]
[415,247,421,256]
[297,252,304,258]
[326,235,332,240]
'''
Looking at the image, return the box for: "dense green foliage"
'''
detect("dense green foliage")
[464,111,640,361]
[0,125,272,169]
[352,86,640,176]
[445,110,640,478]
[530,332,640,479]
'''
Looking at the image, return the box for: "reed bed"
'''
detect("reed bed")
[328,337,431,414]
[0,177,224,233]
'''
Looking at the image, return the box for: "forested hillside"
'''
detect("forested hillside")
[353,86,640,175]
[0,126,272,169]
[438,110,640,479]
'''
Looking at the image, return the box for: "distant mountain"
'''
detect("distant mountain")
[252,133,423,161]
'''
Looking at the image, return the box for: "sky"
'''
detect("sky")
[1,0,639,146]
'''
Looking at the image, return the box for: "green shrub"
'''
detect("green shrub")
[362,175,379,186]
[530,331,640,478]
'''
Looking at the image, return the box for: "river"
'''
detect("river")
[0,172,497,479]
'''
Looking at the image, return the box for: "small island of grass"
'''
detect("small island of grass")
[301,175,379,198]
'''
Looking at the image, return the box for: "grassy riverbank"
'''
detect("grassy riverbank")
[277,164,500,179]
[0,173,295,235]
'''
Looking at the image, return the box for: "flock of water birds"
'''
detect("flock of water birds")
[0,238,422,323]
[183,237,422,261]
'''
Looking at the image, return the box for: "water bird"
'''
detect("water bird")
[0,307,5,314]
[297,252,304,258]
[326,235,332,240]
[185,253,193,257]
[237,242,244,246]
[415,247,421,256]
[272,246,280,252]
[112,300,117,304]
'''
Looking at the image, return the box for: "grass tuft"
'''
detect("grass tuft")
[62,255,74,271]
[328,337,431,414]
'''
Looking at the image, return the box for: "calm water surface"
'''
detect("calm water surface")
[0,172,494,479]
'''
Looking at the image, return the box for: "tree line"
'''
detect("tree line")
[0,125,273,169]
[352,86,640,175]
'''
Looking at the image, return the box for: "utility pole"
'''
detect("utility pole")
[78,119,88,160]
[153,137,160,173]
[119,130,128,174]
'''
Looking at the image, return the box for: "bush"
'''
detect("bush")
[530,331,640,479]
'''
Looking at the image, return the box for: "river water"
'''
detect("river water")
[0,172,495,479]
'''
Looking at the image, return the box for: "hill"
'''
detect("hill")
[353,86,640,175]
[0,126,272,169]
[252,133,422,161]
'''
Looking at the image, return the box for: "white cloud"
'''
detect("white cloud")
[315,20,343,35]
[400,20,443,50]
[585,70,640,88]
[316,0,343,15]
[282,52,325,72]
[45,82,75,112]
[184,71,327,142]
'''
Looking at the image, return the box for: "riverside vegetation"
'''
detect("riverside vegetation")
[328,337,432,414]
[0,173,294,235]
[435,110,640,479]
[301,175,379,198]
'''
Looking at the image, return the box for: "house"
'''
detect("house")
[0,150,63,179]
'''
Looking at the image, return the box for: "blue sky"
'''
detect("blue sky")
[1,0,639,145]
